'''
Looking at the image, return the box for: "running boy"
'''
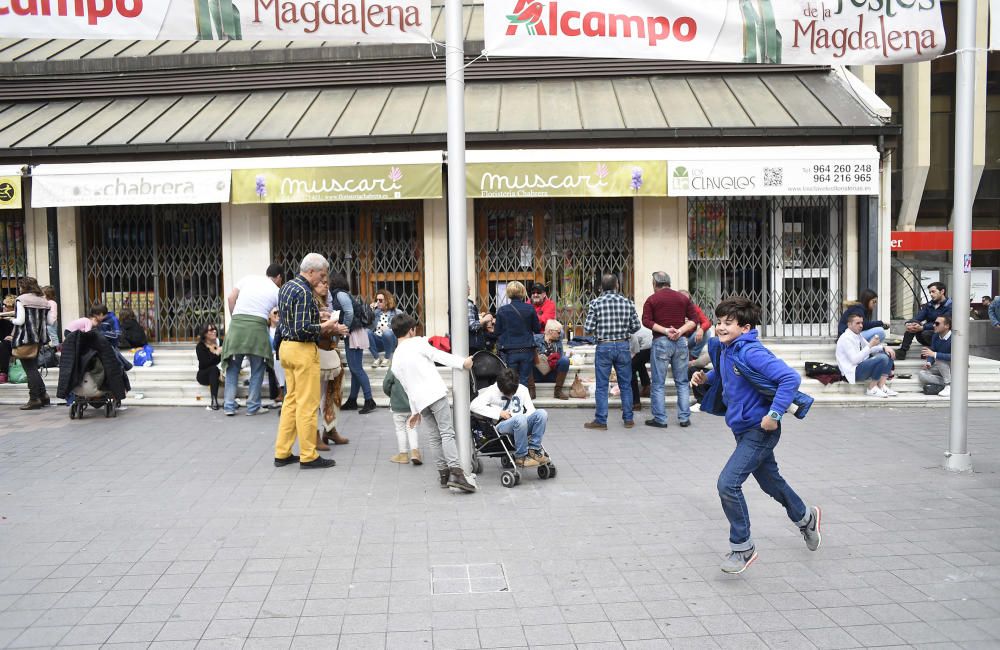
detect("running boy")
[389,313,476,492]
[692,296,821,574]
[471,367,549,468]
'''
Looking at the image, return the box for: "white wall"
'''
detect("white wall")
[221,202,272,325]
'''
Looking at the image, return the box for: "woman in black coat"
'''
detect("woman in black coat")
[196,323,222,411]
[118,308,149,349]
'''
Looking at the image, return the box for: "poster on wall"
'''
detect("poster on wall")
[0,0,433,43]
[486,0,945,65]
[688,201,728,261]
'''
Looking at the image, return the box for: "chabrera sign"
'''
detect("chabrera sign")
[0,0,432,42]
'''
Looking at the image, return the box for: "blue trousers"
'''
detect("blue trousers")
[368,330,397,359]
[650,336,690,425]
[594,341,633,424]
[224,354,266,414]
[502,349,535,387]
[346,347,372,401]
[495,410,548,458]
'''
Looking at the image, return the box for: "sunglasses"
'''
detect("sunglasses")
[207,327,217,331]
[934,322,946,326]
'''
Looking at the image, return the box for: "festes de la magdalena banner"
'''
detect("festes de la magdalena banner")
[0,0,432,42]
[487,0,945,64]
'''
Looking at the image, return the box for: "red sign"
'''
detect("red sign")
[890,230,1000,252]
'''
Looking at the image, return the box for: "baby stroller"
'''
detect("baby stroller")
[57,330,130,419]
[469,350,558,488]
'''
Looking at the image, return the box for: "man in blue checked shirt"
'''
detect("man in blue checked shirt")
[583,274,642,431]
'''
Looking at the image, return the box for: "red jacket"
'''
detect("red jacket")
[692,304,711,332]
[533,298,556,333]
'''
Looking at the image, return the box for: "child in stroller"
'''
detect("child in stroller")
[57,329,130,419]
[469,351,557,488]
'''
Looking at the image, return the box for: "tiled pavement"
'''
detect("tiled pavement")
[1,402,1000,649]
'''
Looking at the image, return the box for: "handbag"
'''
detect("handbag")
[11,343,39,360]
[37,345,59,368]
[319,347,342,372]
[568,371,587,398]
[533,352,549,374]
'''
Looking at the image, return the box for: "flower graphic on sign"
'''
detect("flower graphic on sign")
[630,167,644,193]
[595,163,609,180]
[388,167,403,183]
[255,175,267,200]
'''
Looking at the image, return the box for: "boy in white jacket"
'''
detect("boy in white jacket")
[471,367,549,468]
[390,313,477,492]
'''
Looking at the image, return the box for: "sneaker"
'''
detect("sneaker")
[583,421,608,430]
[528,449,549,465]
[799,506,822,551]
[882,387,899,397]
[896,349,908,361]
[274,454,300,467]
[515,455,540,468]
[720,547,758,574]
[390,452,410,464]
[679,420,691,428]
[624,420,635,429]
[865,387,887,398]
[939,386,951,398]
[225,410,237,416]
[300,457,336,469]
[645,419,668,428]
[438,468,450,488]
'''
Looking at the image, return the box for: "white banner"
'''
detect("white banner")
[486,0,945,64]
[0,0,432,43]
[32,169,231,207]
[992,0,1000,50]
[668,156,879,196]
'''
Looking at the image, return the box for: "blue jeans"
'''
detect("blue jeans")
[368,330,397,359]
[717,426,808,551]
[855,353,892,383]
[224,354,266,414]
[495,410,548,458]
[687,332,708,360]
[346,347,372,401]
[501,349,535,387]
[860,327,888,343]
[594,341,633,424]
[650,336,691,425]
[534,355,570,382]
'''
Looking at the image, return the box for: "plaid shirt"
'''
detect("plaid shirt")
[585,291,641,342]
[277,274,320,342]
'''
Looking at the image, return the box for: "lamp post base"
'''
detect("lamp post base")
[943,452,973,473]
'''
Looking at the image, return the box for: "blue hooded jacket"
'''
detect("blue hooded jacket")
[704,329,802,434]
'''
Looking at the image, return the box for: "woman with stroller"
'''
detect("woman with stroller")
[534,319,571,400]
[368,288,400,368]
[7,277,54,410]
[196,323,223,411]
[494,281,540,398]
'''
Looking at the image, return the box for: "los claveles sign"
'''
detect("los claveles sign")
[466,161,667,198]
[0,0,431,43]
[487,0,944,64]
[667,157,879,196]
[232,164,442,203]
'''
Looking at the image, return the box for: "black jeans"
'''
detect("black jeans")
[900,329,933,352]
[0,339,11,374]
[197,367,221,398]
[20,356,45,400]
[630,348,651,403]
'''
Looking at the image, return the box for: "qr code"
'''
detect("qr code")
[763,167,783,187]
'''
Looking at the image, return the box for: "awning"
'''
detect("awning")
[465,146,880,197]
[0,164,23,210]
[229,151,443,203]
[31,159,231,207]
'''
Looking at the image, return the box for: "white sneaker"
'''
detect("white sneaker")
[882,387,899,397]
[370,359,380,369]
[939,386,951,398]
[865,387,886,398]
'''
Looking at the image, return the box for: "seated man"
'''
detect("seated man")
[471,367,549,469]
[918,316,952,398]
[990,296,1000,328]
[898,282,951,360]
[678,290,712,360]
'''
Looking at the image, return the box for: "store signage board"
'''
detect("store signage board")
[232,164,442,203]
[667,158,879,196]
[485,0,945,64]
[31,170,231,207]
[466,161,667,198]
[0,167,21,210]
[890,230,1000,251]
[0,0,433,43]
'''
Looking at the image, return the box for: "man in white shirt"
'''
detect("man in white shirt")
[835,314,897,398]
[221,264,283,416]
[471,367,549,468]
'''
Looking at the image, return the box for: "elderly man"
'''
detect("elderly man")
[221,263,284,417]
[530,283,556,333]
[274,253,348,469]
[642,272,698,429]
[583,274,642,430]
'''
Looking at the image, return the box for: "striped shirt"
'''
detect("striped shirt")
[277,274,320,342]
[584,291,641,342]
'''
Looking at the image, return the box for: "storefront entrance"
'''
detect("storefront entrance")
[474,198,633,329]
[688,196,844,338]
[0,208,27,298]
[80,205,224,342]
[271,201,425,323]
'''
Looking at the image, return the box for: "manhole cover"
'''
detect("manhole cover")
[431,563,509,594]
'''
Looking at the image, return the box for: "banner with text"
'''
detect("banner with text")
[0,0,432,43]
[31,170,231,207]
[467,161,667,198]
[486,0,944,64]
[232,164,442,203]
[0,175,21,210]
[992,0,1000,50]
[668,157,879,196]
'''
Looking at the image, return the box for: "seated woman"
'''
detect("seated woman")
[837,288,889,343]
[368,288,401,368]
[195,323,222,411]
[533,319,571,400]
[836,313,897,398]
[118,308,149,349]
[494,281,540,397]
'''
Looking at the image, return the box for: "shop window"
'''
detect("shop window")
[81,205,223,343]
[0,209,27,300]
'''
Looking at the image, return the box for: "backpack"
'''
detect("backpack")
[704,337,814,420]
[336,290,375,330]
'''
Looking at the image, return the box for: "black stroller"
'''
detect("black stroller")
[469,351,558,488]
[57,330,130,419]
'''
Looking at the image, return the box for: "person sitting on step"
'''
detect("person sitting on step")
[918,315,952,398]
[835,313,897,398]
[533,319,570,400]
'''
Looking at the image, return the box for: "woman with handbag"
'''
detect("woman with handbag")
[494,281,541,397]
[8,277,54,410]
[533,319,571,400]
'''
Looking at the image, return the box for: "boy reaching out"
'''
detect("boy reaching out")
[389,313,477,493]
[471,367,549,468]
[692,297,821,574]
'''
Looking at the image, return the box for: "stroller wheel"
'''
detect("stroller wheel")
[514,472,522,486]
[499,455,513,469]
[500,470,517,488]
[548,464,557,478]
[105,402,113,418]
[472,457,483,474]
[69,403,77,419]
[537,465,550,480]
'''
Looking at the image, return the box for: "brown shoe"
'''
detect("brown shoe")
[632,402,641,411]
[389,452,409,464]
[515,455,540,468]
[20,399,43,411]
[528,450,549,465]
[624,420,635,429]
[640,385,651,398]
[410,449,423,465]
[584,421,608,430]
[315,431,331,451]
[323,428,350,445]
[553,371,569,400]
[438,468,450,488]
[446,468,477,493]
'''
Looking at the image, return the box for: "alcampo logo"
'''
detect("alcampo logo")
[505,0,697,46]
[672,166,690,190]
